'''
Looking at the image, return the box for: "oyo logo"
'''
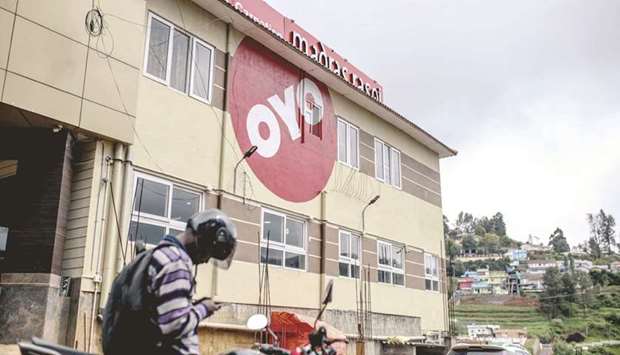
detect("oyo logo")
[230,38,336,202]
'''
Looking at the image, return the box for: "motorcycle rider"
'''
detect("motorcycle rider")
[102,208,237,355]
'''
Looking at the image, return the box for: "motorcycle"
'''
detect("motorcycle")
[18,280,339,355]
[227,279,341,355]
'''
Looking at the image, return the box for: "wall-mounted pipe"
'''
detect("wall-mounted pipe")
[99,143,126,309]
[115,146,134,272]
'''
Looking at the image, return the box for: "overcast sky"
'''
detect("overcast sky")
[266,0,620,247]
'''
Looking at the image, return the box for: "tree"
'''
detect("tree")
[573,271,593,316]
[549,227,570,253]
[561,273,576,304]
[588,237,602,259]
[491,212,507,237]
[445,238,461,259]
[462,235,477,254]
[540,267,563,319]
[456,212,475,235]
[587,210,617,256]
[479,233,501,254]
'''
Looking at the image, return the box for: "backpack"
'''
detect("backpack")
[101,242,174,355]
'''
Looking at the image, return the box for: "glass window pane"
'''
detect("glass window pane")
[285,252,305,269]
[133,178,169,217]
[391,149,400,187]
[146,17,170,80]
[351,236,360,260]
[337,120,347,163]
[129,221,165,245]
[339,262,350,277]
[339,232,350,258]
[191,42,212,100]
[263,212,283,243]
[261,247,283,266]
[433,280,439,291]
[349,126,358,168]
[170,30,190,92]
[285,219,304,248]
[351,264,360,279]
[0,226,8,252]
[393,273,404,286]
[392,246,403,270]
[378,243,390,266]
[378,270,391,283]
[383,146,391,183]
[374,140,384,179]
[171,187,199,222]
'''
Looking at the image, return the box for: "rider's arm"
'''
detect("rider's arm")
[149,248,212,338]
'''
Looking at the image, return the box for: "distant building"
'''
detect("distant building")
[527,260,560,273]
[521,273,544,293]
[472,281,493,295]
[574,259,593,273]
[494,329,528,345]
[504,249,528,262]
[467,324,500,339]
[489,270,508,294]
[457,277,474,293]
[521,243,551,253]
[591,264,610,271]
[611,261,620,273]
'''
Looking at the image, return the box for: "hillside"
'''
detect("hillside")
[454,286,620,353]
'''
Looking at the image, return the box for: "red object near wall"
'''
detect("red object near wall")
[270,312,347,355]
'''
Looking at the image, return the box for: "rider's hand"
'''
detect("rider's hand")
[201,299,222,315]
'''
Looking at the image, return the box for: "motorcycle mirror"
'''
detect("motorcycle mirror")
[246,314,268,331]
[321,280,334,305]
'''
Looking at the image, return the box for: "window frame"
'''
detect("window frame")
[374,138,402,189]
[336,117,360,170]
[130,171,204,246]
[377,240,405,286]
[338,230,361,278]
[189,37,215,104]
[424,253,440,292]
[260,208,307,271]
[143,12,214,102]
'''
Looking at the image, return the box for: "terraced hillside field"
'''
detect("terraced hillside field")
[454,303,550,336]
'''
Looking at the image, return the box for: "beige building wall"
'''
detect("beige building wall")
[0,0,145,143]
[125,0,448,333]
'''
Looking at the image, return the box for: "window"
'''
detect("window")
[130,173,202,245]
[339,231,361,278]
[337,118,359,169]
[0,226,8,253]
[261,210,306,270]
[425,253,440,291]
[144,13,214,102]
[377,241,405,286]
[306,100,323,138]
[190,39,214,102]
[0,160,18,180]
[374,139,401,188]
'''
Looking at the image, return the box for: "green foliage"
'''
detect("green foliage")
[541,267,564,318]
[462,258,511,272]
[590,270,620,287]
[479,233,501,254]
[462,234,477,252]
[587,210,617,257]
[549,227,571,253]
[554,341,577,355]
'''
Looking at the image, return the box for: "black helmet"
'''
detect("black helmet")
[186,209,237,269]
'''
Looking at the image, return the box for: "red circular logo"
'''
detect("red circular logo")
[230,38,336,202]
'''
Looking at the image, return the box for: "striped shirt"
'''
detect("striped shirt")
[147,235,210,355]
